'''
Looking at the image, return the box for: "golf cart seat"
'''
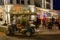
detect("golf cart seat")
[16,24,25,29]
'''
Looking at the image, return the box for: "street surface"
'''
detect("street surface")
[0,25,60,40]
[0,32,60,40]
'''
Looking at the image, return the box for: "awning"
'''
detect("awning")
[49,10,60,13]
[10,5,30,14]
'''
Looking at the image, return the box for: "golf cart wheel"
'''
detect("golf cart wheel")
[6,30,15,36]
[26,31,32,37]
[31,27,35,33]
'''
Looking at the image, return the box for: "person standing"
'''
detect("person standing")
[48,19,52,30]
[33,17,41,29]
[58,19,60,30]
[42,18,46,30]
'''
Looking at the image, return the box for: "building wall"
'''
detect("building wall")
[4,0,34,5]
[0,6,6,25]
[35,0,53,19]
[35,0,53,9]
[0,0,53,9]
[0,0,53,25]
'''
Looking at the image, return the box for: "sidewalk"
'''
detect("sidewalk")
[35,28,60,35]
[35,24,60,35]
[39,30,60,34]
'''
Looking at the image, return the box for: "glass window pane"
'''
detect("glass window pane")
[46,0,50,3]
[16,0,20,4]
[35,0,42,8]
[21,0,24,4]
[10,0,13,4]
[0,0,4,5]
[28,0,30,4]
[46,4,50,9]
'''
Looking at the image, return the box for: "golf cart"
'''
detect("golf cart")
[6,15,36,37]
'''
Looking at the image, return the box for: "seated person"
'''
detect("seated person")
[3,21,7,26]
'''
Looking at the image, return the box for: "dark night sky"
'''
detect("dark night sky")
[53,0,60,10]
